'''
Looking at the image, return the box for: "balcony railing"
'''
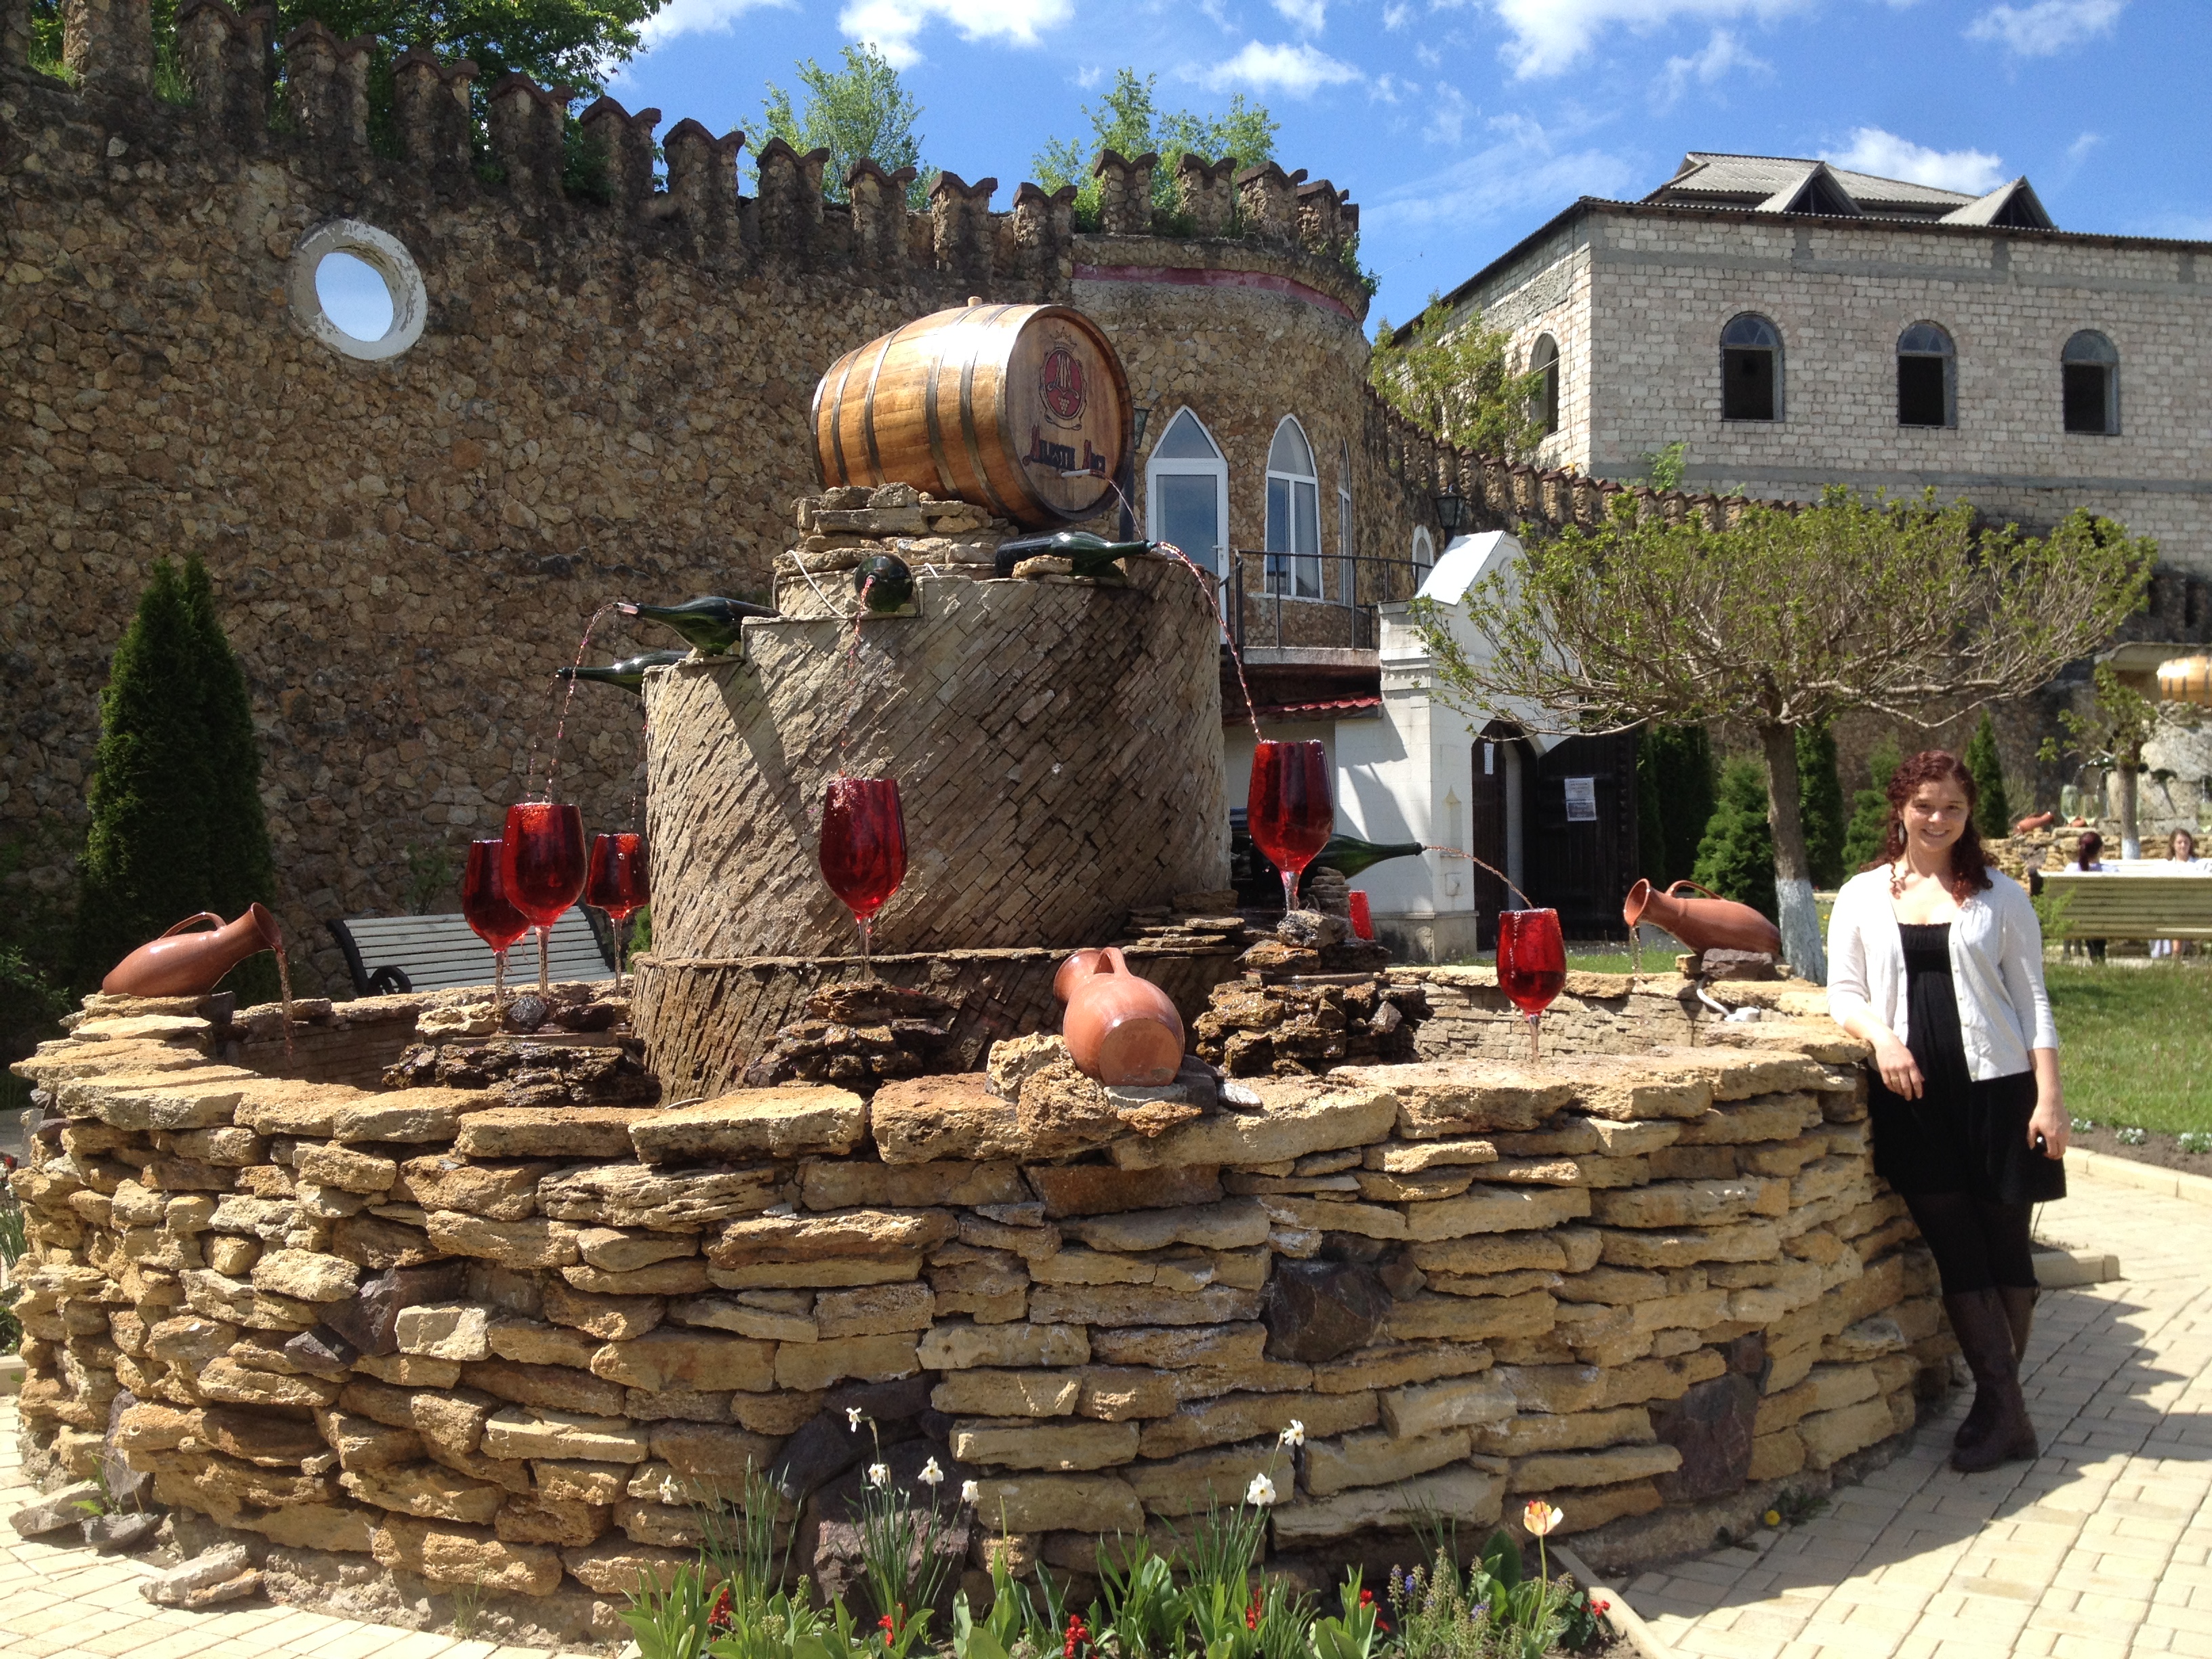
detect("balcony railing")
[1223,548,1435,653]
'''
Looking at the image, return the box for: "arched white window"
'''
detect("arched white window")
[1530,333,1560,434]
[1410,526,1435,591]
[1896,322,1954,428]
[2062,329,2119,434]
[1721,313,1782,422]
[1145,408,1231,575]
[1337,439,1355,602]
[1265,416,1321,598]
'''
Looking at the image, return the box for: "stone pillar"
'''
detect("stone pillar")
[580,96,659,216]
[394,47,476,179]
[1,0,27,70]
[1175,154,1236,236]
[176,0,270,138]
[1295,178,1346,251]
[1235,161,1306,242]
[930,170,997,283]
[663,119,742,245]
[283,22,372,152]
[64,0,151,91]
[1009,181,1076,285]
[847,159,916,270]
[754,137,829,257]
[487,72,568,196]
[1092,148,1157,235]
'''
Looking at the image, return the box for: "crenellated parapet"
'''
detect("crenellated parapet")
[930,170,997,282]
[488,72,573,197]
[1010,181,1077,283]
[755,138,831,257]
[1296,176,1357,253]
[174,0,270,142]
[662,119,744,250]
[392,47,476,179]
[1235,161,1307,243]
[579,94,659,214]
[282,20,373,152]
[1175,154,1237,234]
[847,159,916,268]
[64,0,150,90]
[1092,147,1157,236]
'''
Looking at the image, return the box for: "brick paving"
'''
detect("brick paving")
[1622,1165,2212,1658]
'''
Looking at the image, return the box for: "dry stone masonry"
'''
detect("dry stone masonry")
[10,977,1948,1643]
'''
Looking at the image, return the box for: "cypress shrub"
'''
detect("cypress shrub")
[1841,734,1904,874]
[1965,711,2012,840]
[1638,724,1717,886]
[1692,756,1777,920]
[1795,722,1847,888]
[74,558,277,998]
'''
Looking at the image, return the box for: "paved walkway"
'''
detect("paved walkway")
[1623,1166,2212,1659]
[5,1164,2209,1659]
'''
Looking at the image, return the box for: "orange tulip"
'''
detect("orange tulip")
[1523,1499,1563,1537]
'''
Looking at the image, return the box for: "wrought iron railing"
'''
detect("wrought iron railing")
[1221,548,1435,652]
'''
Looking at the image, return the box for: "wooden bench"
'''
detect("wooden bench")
[2033,872,2212,943]
[328,912,613,996]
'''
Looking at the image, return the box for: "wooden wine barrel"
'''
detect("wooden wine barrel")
[2158,653,2212,708]
[812,301,1132,529]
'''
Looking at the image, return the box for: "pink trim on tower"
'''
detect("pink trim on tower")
[1073,263,1358,321]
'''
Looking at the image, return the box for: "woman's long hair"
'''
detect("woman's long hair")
[1868,749,1994,900]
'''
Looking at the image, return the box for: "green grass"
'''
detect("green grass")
[2046,963,2212,1136]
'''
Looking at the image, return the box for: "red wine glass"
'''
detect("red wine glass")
[1348,890,1375,942]
[462,838,529,1013]
[819,777,907,979]
[586,832,650,991]
[1496,907,1567,1063]
[501,801,588,994]
[1248,740,1333,914]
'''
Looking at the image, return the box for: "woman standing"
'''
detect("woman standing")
[1827,750,2066,1473]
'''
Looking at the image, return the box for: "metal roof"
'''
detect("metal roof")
[1651,152,1980,214]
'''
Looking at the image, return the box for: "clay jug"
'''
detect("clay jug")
[1057,946,1185,1086]
[102,904,284,998]
[1622,880,1782,958]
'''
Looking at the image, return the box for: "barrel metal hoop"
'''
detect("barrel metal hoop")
[858,320,912,487]
[922,325,962,504]
[825,344,863,489]
[959,306,1021,523]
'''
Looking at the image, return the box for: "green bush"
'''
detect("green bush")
[1795,722,1847,888]
[1966,710,2012,838]
[73,557,279,1000]
[1693,757,1778,920]
[1841,734,1903,874]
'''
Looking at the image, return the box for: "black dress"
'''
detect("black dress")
[1867,922,2066,1204]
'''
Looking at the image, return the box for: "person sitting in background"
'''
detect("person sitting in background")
[2060,831,2109,961]
[2151,829,2209,960]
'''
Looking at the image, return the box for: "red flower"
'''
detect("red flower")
[1246,1594,1263,1631]
[880,1614,897,1635]
[1064,1612,1090,1658]
[710,1586,735,1631]
[1359,1589,1374,1609]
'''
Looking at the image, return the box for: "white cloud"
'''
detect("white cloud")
[1427,84,1473,145]
[1490,0,1805,79]
[636,0,789,47]
[1366,112,1637,231]
[1273,0,1329,32]
[1656,27,1767,106]
[1382,1,1412,25]
[1823,127,2005,194]
[838,0,1076,67]
[2066,130,2102,163]
[1197,40,1363,95]
[1370,71,1413,104]
[1965,0,2124,55]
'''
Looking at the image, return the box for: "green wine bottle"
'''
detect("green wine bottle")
[994,531,1151,581]
[855,553,915,613]
[616,596,773,656]
[1306,835,1426,880]
[553,649,689,694]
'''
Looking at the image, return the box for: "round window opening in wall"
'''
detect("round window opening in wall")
[287,221,427,362]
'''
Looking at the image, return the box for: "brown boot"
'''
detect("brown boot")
[1946,1290,2038,1473]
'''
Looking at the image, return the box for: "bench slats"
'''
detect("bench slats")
[2037,874,2212,941]
[334,912,612,993]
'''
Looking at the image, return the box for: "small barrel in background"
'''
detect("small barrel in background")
[812,300,1132,529]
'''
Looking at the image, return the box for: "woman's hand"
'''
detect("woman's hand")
[1872,1034,1923,1101]
[2029,1049,2066,1159]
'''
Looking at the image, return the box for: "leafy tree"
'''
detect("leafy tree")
[1795,722,1847,888]
[1965,710,2013,839]
[1693,757,1778,920]
[761,43,930,210]
[74,558,279,1001]
[1410,490,2155,979]
[1370,298,1549,464]
[1635,724,1715,886]
[1033,68,1277,225]
[2041,663,2194,856]
[1841,734,1902,873]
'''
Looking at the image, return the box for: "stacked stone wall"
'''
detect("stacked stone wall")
[9,987,1947,1643]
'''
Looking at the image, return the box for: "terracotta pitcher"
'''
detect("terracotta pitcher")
[1622,879,1782,958]
[103,904,284,997]
[1057,946,1186,1086]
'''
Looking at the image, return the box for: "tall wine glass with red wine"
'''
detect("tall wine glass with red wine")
[501,802,588,994]
[461,838,529,1014]
[1496,907,1567,1062]
[586,832,650,991]
[819,777,907,979]
[1248,740,1334,914]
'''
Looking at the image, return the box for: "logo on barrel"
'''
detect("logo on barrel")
[1038,347,1087,427]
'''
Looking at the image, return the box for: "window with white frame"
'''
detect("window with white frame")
[1265,417,1321,598]
[1338,439,1355,602]
[1145,408,1231,575]
[1411,526,1435,591]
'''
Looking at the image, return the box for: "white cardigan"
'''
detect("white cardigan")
[1826,866,2058,1080]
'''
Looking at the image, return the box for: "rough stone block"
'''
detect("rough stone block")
[250,1248,361,1303]
[543,1282,666,1341]
[1024,1163,1225,1218]
[1597,1222,1781,1269]
[482,1407,652,1462]
[799,1160,1030,1211]
[539,1164,781,1229]
[1796,1395,1897,1469]
[709,1209,954,1266]
[1404,1186,1592,1241]
[1381,1291,1556,1343]
[773,1333,919,1391]
[562,1538,697,1595]
[395,1303,493,1361]
[1262,1260,1391,1362]
[454,1107,658,1159]
[425,1212,580,1269]
[1124,1442,1292,1514]
[591,1330,776,1393]
[815,1282,934,1338]
[1380,1374,1516,1439]
[371,1515,565,1594]
[951,1417,1139,1471]
[667,1294,817,1343]
[931,1369,1082,1418]
[1029,1283,1261,1328]
[1109,1078,1399,1168]
[632,1086,867,1163]
[918,1321,1088,1370]
[1073,1366,1181,1421]
[340,1462,506,1523]
[463,1359,628,1418]
[1271,1467,1502,1543]
[968,1474,1142,1533]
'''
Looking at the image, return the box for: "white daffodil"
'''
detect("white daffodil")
[919,1458,944,1486]
[1279,1420,1305,1448]
[1246,1472,1277,1507]
[848,1408,865,1432]
[961,1479,981,1504]
[867,1462,890,1488]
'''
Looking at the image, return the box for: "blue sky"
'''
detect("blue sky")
[606,0,2208,331]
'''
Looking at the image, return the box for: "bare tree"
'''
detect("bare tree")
[1412,489,2156,979]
